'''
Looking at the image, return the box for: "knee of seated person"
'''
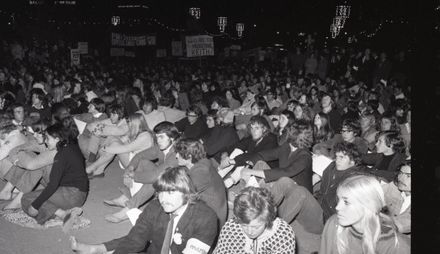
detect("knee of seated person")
[276,177,296,188]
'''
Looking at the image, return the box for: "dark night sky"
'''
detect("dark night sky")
[0,0,424,50]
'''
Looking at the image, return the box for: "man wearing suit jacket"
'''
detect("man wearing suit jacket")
[382,162,411,234]
[71,166,219,254]
[103,121,180,223]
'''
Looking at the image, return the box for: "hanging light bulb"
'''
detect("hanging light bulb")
[236,23,244,37]
[111,16,120,26]
[189,7,201,19]
[217,17,227,32]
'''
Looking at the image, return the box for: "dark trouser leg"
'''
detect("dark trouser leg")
[125,183,155,209]
[22,187,87,225]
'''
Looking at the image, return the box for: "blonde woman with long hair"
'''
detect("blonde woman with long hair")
[86,113,153,177]
[320,175,410,254]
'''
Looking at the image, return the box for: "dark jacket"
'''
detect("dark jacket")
[202,125,240,162]
[230,133,279,169]
[361,152,407,182]
[105,199,218,254]
[250,144,313,192]
[189,158,228,227]
[317,162,369,222]
[175,117,209,140]
[131,145,179,184]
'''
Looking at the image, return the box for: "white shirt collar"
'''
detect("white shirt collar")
[400,192,411,214]
[93,112,103,118]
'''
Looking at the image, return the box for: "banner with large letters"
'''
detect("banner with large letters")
[111,33,150,46]
[185,35,214,57]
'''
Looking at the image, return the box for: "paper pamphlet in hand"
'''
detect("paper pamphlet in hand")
[85,90,98,102]
[182,238,210,254]
[130,181,143,197]
[126,208,143,226]
[228,166,245,186]
[246,176,260,187]
[218,148,244,178]
[312,154,333,177]
[74,118,87,135]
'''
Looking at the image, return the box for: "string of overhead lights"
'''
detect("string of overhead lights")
[0,7,420,38]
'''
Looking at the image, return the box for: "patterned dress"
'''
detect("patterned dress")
[214,217,296,254]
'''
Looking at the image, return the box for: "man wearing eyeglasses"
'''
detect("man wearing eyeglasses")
[382,162,411,234]
[175,105,208,140]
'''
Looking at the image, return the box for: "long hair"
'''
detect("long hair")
[336,175,397,254]
[127,113,150,141]
[46,116,79,150]
[153,166,199,204]
[313,112,334,144]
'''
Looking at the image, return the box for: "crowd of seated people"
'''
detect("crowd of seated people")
[0,36,411,253]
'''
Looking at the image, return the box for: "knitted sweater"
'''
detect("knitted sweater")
[214,217,296,254]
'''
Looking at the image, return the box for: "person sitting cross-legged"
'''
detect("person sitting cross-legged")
[70,166,219,254]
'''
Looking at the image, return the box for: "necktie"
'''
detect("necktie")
[161,214,177,254]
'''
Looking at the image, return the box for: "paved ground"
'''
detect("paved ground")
[0,161,132,254]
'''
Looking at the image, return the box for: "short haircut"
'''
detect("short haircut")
[248,115,270,133]
[342,118,361,136]
[31,120,50,134]
[251,97,270,115]
[10,102,24,110]
[51,102,70,123]
[211,96,229,108]
[286,119,314,149]
[153,121,181,140]
[377,130,406,154]
[108,104,124,118]
[153,166,198,204]
[187,104,203,117]
[140,96,158,110]
[334,142,362,165]
[159,92,175,107]
[90,98,106,113]
[206,109,218,120]
[30,88,45,101]
[233,187,277,229]
[174,138,206,163]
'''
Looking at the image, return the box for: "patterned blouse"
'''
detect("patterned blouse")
[214,217,296,254]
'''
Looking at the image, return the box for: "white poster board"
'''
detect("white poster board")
[185,35,214,57]
[70,48,80,66]
[78,42,88,54]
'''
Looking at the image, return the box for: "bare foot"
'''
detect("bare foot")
[62,207,83,233]
[85,164,97,174]
[70,236,105,254]
[104,207,129,223]
[3,192,23,210]
[0,185,14,200]
[103,195,128,208]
